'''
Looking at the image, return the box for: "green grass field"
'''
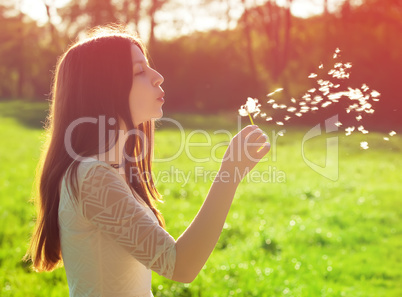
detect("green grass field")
[0,100,401,296]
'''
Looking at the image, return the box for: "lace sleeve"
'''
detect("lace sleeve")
[78,162,176,279]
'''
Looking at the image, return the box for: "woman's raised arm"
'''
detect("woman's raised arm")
[172,125,270,283]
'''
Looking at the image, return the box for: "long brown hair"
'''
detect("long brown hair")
[24,26,165,272]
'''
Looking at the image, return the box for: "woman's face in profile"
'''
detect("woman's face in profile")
[128,44,165,127]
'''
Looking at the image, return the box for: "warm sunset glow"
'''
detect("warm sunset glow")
[21,0,345,36]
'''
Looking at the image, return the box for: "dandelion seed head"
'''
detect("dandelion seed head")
[239,97,261,118]
[238,107,248,117]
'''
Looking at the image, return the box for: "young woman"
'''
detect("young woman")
[25,26,270,297]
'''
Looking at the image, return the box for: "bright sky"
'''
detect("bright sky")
[19,0,347,38]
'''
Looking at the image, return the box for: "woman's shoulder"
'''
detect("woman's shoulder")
[74,156,117,180]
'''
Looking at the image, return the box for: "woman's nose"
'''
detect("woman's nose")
[153,69,164,87]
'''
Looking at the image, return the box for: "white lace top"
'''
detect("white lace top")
[59,157,176,297]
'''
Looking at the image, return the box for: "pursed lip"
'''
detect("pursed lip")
[157,92,165,102]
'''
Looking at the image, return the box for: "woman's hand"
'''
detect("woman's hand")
[220,125,271,183]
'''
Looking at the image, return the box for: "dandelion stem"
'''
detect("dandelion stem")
[248,113,255,125]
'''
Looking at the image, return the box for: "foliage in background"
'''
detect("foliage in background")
[0,0,401,128]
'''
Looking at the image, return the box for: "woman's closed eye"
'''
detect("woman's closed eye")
[134,65,145,76]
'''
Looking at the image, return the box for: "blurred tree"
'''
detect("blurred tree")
[0,0,401,127]
[238,1,293,83]
[57,0,119,37]
[239,0,258,84]
[120,0,142,31]
[148,0,168,49]
[0,2,65,99]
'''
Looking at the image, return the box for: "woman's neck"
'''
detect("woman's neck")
[95,119,129,169]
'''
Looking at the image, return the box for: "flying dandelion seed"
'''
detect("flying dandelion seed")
[360,142,369,150]
[383,137,390,141]
[371,90,380,98]
[278,131,285,136]
[362,84,369,92]
[335,122,342,127]
[345,126,355,136]
[238,48,388,148]
[267,88,283,97]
